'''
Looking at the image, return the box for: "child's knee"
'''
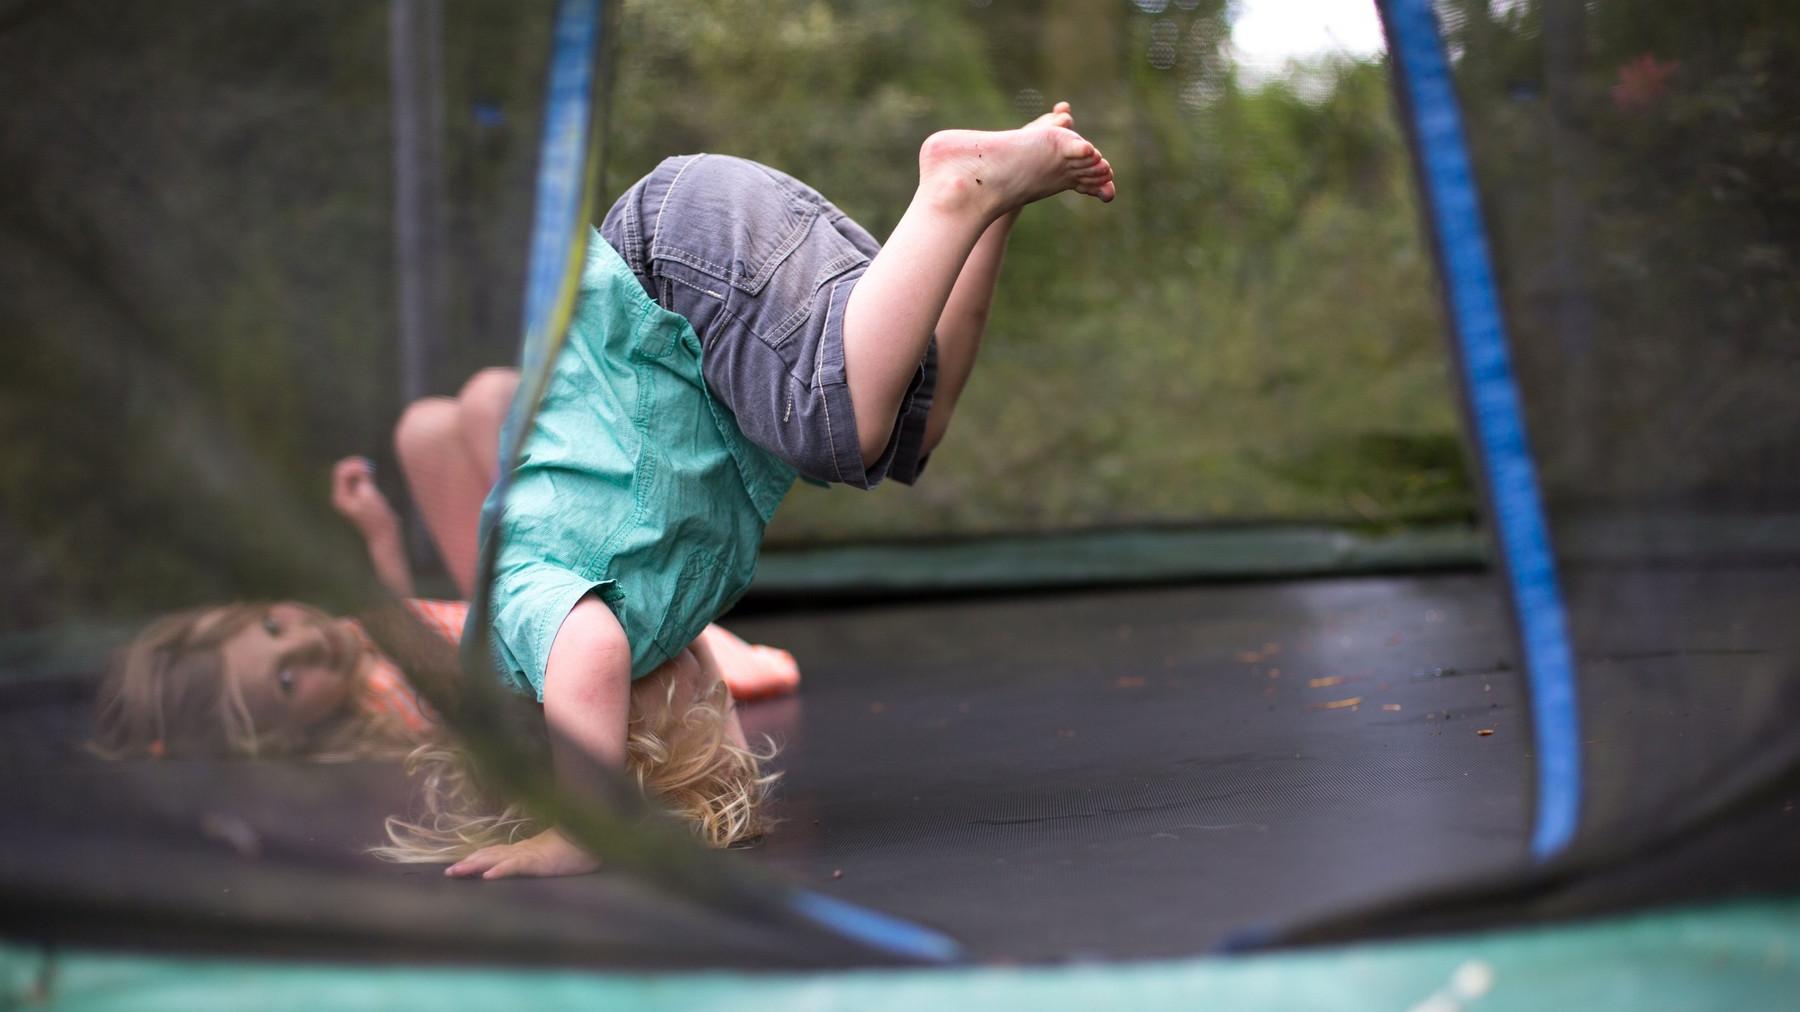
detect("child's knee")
[393,397,461,464]
[458,368,519,416]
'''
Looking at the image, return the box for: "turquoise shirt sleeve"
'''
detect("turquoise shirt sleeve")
[486,560,609,701]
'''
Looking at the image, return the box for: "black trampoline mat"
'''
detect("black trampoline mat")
[3,574,1532,965]
[736,573,1530,960]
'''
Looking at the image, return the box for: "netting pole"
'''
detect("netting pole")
[389,0,449,561]
[1377,0,1583,860]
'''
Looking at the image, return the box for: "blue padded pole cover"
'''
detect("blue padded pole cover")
[1377,0,1582,859]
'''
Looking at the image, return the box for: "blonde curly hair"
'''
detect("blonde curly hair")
[95,602,778,855]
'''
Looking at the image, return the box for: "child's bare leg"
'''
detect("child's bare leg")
[924,105,1096,454]
[921,211,1013,454]
[394,397,489,597]
[697,624,800,701]
[393,369,520,599]
[685,633,750,752]
[841,104,1114,466]
[454,367,520,486]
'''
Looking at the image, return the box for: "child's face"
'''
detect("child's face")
[211,602,364,738]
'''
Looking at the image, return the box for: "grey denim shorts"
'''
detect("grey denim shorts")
[599,154,936,489]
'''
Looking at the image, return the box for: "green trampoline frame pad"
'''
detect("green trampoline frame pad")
[6,898,1797,1011]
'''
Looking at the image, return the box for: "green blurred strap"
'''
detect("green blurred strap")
[6,898,1799,1010]
[358,0,953,964]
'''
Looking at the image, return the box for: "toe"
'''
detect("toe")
[1075,175,1116,200]
[754,646,800,677]
[1036,101,1074,130]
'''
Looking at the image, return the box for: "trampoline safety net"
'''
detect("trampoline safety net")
[1,0,1796,974]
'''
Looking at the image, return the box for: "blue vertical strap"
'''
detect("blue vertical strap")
[1379,0,1582,859]
[789,892,964,965]
[467,0,601,652]
[512,0,596,421]
[496,0,600,493]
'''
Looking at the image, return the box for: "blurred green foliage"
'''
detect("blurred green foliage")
[600,0,1466,544]
[1438,0,1800,508]
[0,0,1487,623]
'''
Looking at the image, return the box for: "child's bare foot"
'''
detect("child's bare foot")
[918,106,1116,216]
[1027,101,1113,202]
[699,625,802,702]
[1028,100,1075,132]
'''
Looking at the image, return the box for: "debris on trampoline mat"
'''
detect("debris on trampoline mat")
[4,0,1799,1008]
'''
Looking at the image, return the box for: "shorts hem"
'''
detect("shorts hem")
[818,272,938,489]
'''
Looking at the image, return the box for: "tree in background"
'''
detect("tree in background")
[1,0,1470,619]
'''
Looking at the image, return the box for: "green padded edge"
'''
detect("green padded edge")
[751,524,1487,596]
[7,898,1797,1011]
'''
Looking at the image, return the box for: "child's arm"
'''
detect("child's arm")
[331,456,415,598]
[445,596,630,879]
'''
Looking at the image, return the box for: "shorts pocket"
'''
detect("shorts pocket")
[648,156,820,297]
[725,215,867,351]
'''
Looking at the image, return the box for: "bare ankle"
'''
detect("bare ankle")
[916,131,1005,220]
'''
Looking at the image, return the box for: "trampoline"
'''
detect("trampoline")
[6,574,1527,964]
[4,0,1800,1005]
[10,565,1799,970]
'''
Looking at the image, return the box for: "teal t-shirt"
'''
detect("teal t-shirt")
[478,231,797,697]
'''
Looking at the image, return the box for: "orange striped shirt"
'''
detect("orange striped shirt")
[350,599,467,735]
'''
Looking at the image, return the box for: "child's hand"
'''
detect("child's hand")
[330,456,401,539]
[445,827,602,879]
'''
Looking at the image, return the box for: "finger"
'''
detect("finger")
[331,461,369,502]
[482,858,522,880]
[446,847,505,877]
[332,456,373,482]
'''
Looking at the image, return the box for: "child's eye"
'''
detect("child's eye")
[262,615,282,637]
[275,668,296,696]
